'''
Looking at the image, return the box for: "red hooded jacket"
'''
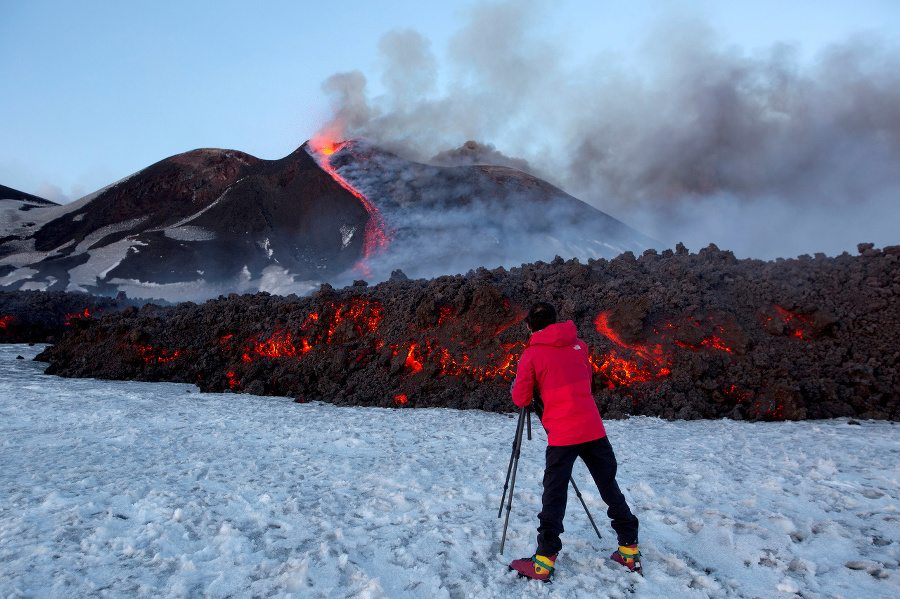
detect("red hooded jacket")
[512,320,606,446]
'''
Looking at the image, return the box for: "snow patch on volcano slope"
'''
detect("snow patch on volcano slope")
[163,226,217,242]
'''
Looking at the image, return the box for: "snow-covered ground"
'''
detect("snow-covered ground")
[1,344,898,598]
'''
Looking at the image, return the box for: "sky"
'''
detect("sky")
[2,0,899,258]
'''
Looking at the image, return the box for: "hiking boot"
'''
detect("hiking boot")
[509,554,556,582]
[611,544,642,574]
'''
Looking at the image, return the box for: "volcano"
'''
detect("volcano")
[0,140,653,302]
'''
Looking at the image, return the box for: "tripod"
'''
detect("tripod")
[498,403,603,554]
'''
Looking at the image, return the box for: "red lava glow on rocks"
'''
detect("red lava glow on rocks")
[120,301,743,398]
[307,135,390,270]
[127,298,530,394]
[33,244,900,422]
[427,337,526,381]
[591,312,736,388]
[64,308,97,325]
[245,329,307,361]
[592,312,672,387]
[772,306,812,340]
[226,371,241,389]
[0,316,11,330]
[217,299,383,367]
[133,344,181,364]
[404,342,425,373]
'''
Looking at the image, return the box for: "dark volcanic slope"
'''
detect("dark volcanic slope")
[37,243,900,421]
[0,185,57,206]
[95,149,370,286]
[2,140,654,301]
[0,148,369,299]
[321,141,654,281]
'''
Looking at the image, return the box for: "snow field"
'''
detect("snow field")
[1,344,898,598]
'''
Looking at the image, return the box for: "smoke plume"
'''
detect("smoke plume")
[316,1,900,259]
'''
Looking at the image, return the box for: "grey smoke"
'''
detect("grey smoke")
[34,182,85,204]
[430,140,531,172]
[316,141,650,287]
[317,2,900,259]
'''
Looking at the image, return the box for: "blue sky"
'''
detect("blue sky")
[2,0,897,203]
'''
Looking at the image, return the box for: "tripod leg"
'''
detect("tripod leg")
[497,436,519,518]
[500,407,527,554]
[570,477,602,540]
[498,406,528,517]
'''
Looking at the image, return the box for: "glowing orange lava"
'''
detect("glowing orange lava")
[591,312,734,388]
[306,134,390,269]
[226,371,241,389]
[253,330,301,359]
[592,312,670,387]
[64,308,97,325]
[214,295,526,387]
[394,394,409,405]
[404,342,424,373]
[132,344,180,363]
[0,316,11,330]
[325,299,382,342]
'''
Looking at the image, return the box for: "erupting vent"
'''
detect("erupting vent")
[307,137,391,275]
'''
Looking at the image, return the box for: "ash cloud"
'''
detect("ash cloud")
[430,140,531,172]
[316,1,900,259]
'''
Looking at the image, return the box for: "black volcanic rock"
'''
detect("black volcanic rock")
[97,149,370,286]
[1,140,652,301]
[31,149,261,252]
[34,245,900,422]
[0,185,57,206]
[0,290,145,343]
[0,147,369,300]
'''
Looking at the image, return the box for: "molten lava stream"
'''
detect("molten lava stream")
[306,138,390,271]
[592,312,672,387]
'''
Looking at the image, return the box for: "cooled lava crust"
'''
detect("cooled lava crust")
[30,243,900,421]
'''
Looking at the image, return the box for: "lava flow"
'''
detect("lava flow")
[64,308,97,325]
[132,344,180,364]
[591,312,737,388]
[306,135,390,270]
[592,312,671,387]
[772,306,811,340]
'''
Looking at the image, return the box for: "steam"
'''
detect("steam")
[314,140,650,287]
[34,182,85,205]
[316,2,900,259]
[430,140,531,172]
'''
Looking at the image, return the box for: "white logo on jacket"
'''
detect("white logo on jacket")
[573,345,581,350]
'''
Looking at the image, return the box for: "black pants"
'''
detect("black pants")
[536,435,639,556]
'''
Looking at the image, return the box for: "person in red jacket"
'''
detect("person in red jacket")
[508,302,640,581]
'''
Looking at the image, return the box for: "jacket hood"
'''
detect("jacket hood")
[529,320,579,347]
